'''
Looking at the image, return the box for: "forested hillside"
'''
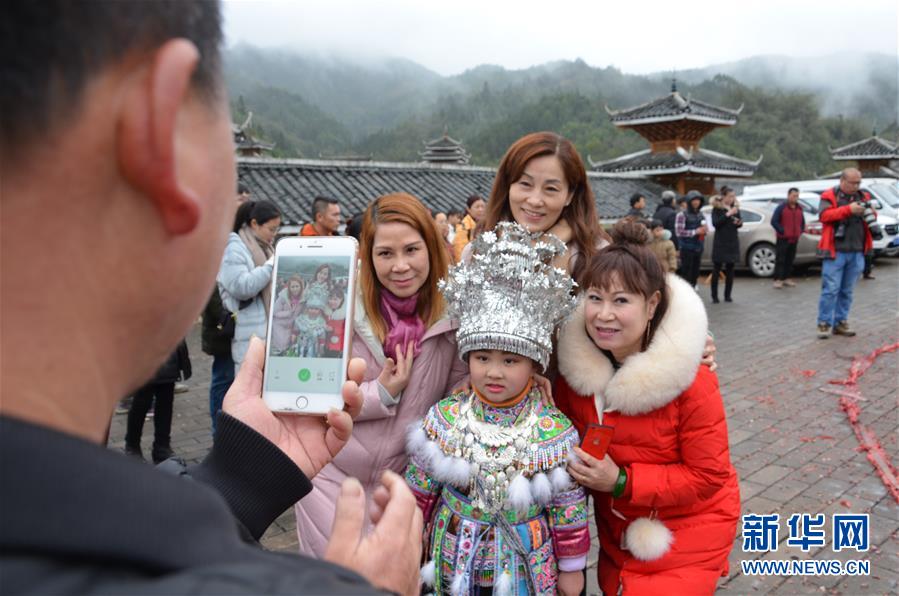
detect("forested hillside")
[225,46,898,180]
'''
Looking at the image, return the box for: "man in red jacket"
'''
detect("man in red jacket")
[815,168,874,339]
[770,187,806,288]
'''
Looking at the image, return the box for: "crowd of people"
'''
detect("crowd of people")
[1,2,884,595]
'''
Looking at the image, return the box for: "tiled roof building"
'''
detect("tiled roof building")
[829,134,899,178]
[237,157,666,229]
[420,131,471,165]
[592,81,761,194]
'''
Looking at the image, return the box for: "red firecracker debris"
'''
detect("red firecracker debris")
[827,342,899,503]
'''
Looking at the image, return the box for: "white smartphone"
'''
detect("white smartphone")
[262,236,357,415]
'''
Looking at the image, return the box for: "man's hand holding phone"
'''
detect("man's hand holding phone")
[223,337,364,479]
[225,338,423,594]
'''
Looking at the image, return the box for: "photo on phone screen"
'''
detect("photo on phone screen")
[266,254,352,399]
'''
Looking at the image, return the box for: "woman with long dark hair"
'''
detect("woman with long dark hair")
[217,200,281,369]
[477,131,608,281]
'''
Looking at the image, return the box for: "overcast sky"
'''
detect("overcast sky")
[223,0,898,75]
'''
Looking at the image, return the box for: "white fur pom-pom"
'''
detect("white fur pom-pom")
[494,570,512,596]
[530,472,553,505]
[624,517,673,561]
[446,457,471,488]
[450,572,466,596]
[566,449,582,465]
[505,473,533,513]
[433,450,452,480]
[420,560,436,587]
[423,441,442,467]
[406,423,428,456]
[550,466,573,492]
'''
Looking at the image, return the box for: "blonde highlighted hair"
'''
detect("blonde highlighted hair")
[359,193,449,341]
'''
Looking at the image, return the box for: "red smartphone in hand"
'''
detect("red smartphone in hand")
[580,424,614,460]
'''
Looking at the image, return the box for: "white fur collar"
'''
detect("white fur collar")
[557,274,707,415]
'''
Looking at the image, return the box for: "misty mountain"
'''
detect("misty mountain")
[223,46,896,179]
[665,52,898,125]
[225,44,443,134]
[226,47,897,138]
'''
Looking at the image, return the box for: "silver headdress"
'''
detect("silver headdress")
[439,221,577,371]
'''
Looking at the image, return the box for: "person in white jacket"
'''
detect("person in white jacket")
[217,200,281,369]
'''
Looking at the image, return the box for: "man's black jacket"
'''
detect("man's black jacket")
[0,413,380,594]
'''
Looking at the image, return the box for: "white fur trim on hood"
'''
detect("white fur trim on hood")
[624,517,674,561]
[557,273,708,415]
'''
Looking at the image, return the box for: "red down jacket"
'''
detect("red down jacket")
[554,274,740,595]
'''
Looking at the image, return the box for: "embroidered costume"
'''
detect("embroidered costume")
[406,388,588,595]
[294,283,329,358]
[404,222,589,595]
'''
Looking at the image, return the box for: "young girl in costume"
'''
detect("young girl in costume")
[293,283,329,358]
[405,222,589,596]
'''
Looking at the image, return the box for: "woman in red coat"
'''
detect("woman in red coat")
[554,222,740,595]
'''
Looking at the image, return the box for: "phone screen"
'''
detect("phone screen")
[265,254,353,397]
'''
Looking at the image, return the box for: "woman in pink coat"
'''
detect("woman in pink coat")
[269,274,304,354]
[294,193,468,557]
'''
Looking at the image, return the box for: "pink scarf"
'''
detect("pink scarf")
[379,290,425,361]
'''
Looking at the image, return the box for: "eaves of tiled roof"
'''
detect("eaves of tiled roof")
[589,147,761,178]
[605,92,742,127]
[830,136,899,160]
[236,157,669,223]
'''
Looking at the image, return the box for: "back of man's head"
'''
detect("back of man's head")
[660,190,676,205]
[1,1,233,443]
[2,1,223,160]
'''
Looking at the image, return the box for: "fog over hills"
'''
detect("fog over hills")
[666,52,898,125]
[226,46,897,132]
[223,45,897,179]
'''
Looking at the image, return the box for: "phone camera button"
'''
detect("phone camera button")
[295,396,309,409]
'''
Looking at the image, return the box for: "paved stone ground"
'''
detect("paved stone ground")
[108,258,899,595]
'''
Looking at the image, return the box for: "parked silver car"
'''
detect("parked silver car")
[699,201,822,277]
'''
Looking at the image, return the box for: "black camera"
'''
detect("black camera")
[862,203,883,241]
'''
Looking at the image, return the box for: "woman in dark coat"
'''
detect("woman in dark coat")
[124,340,191,463]
[710,187,743,303]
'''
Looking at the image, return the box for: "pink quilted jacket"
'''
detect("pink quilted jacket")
[294,298,468,557]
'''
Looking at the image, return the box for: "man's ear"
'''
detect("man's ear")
[117,39,201,236]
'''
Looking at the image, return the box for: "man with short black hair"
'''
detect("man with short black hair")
[302,196,341,236]
[815,168,874,338]
[627,192,647,220]
[0,2,421,594]
[771,187,805,288]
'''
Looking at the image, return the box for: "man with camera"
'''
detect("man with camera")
[815,168,879,339]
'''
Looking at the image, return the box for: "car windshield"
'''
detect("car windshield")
[869,183,899,207]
